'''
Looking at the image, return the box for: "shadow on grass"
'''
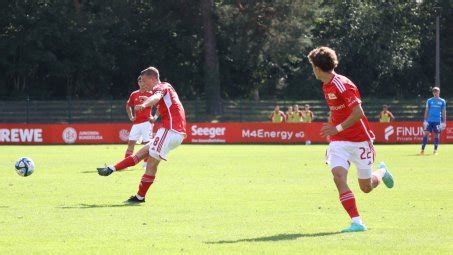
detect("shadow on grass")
[59,203,141,209]
[80,169,135,174]
[206,231,342,244]
[0,206,9,209]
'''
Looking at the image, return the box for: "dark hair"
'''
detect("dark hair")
[307,46,339,72]
[140,66,160,80]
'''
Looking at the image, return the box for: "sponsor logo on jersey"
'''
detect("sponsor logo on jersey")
[329,104,345,111]
[328,93,337,100]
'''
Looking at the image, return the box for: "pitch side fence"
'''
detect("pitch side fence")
[1,99,451,123]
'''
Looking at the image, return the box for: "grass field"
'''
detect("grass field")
[0,144,452,254]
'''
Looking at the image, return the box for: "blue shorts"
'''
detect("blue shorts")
[426,122,441,133]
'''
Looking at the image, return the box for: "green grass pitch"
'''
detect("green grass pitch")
[0,144,452,254]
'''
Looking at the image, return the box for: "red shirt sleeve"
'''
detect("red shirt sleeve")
[152,84,166,98]
[337,85,362,109]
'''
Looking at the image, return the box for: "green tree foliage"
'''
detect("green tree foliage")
[216,0,324,99]
[0,0,451,102]
[312,0,452,98]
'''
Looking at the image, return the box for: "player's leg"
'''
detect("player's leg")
[357,168,389,193]
[126,128,166,203]
[333,166,366,232]
[126,124,141,157]
[126,129,185,203]
[140,122,153,168]
[126,156,160,203]
[433,125,440,155]
[125,140,136,158]
[354,142,394,192]
[327,142,366,232]
[97,144,149,176]
[421,125,432,154]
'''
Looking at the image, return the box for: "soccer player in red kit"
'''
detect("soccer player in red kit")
[97,66,186,203]
[308,47,395,232]
[124,76,155,159]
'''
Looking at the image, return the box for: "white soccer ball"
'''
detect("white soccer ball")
[15,157,35,177]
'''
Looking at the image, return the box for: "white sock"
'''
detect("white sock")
[136,194,144,200]
[110,166,116,171]
[351,216,363,225]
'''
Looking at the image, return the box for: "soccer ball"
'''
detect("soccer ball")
[15,157,35,177]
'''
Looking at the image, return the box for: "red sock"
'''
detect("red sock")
[125,150,133,158]
[114,155,139,171]
[339,191,360,218]
[137,174,155,198]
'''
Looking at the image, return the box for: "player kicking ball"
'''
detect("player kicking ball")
[420,87,447,155]
[307,47,394,232]
[97,66,186,203]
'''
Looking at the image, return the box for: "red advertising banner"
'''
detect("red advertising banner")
[372,122,453,143]
[0,123,132,144]
[1,122,452,144]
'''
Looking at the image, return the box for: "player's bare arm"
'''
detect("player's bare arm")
[135,93,163,111]
[320,104,365,137]
[126,104,135,122]
[423,107,429,128]
[150,110,159,123]
[441,108,447,129]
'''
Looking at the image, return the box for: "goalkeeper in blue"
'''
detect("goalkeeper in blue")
[421,87,447,155]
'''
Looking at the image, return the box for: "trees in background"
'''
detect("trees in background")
[201,0,222,115]
[0,0,451,104]
[311,0,452,99]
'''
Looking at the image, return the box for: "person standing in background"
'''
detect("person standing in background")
[124,76,154,159]
[292,104,303,122]
[301,104,315,123]
[378,105,395,123]
[286,106,295,123]
[421,87,447,155]
[269,105,286,123]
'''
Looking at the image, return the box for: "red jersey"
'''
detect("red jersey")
[322,74,375,142]
[152,82,186,134]
[127,90,153,124]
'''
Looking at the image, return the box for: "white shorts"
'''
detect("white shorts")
[148,128,185,161]
[325,141,375,179]
[129,121,153,143]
